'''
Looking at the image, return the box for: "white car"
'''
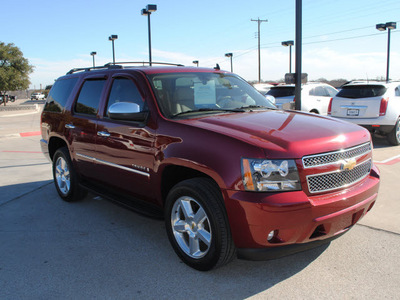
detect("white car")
[266,82,338,114]
[328,81,400,145]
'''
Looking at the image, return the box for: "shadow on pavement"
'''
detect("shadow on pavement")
[0,181,329,299]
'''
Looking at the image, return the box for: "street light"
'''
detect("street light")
[108,35,118,65]
[141,4,157,66]
[225,53,233,72]
[192,60,199,67]
[376,22,396,82]
[90,51,97,68]
[281,40,294,73]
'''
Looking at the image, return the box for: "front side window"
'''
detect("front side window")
[75,79,106,115]
[149,72,275,118]
[106,78,145,115]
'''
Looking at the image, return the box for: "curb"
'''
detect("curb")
[0,104,38,112]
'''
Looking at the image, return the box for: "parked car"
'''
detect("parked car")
[31,92,45,100]
[266,82,338,114]
[253,83,276,104]
[40,63,380,270]
[328,81,400,145]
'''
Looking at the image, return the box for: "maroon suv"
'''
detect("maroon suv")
[40,63,380,270]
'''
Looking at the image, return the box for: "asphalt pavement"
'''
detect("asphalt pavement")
[0,100,399,299]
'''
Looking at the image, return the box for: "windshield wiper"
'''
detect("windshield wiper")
[239,105,277,110]
[172,108,245,118]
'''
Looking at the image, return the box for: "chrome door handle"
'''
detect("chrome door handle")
[65,124,75,129]
[97,131,111,137]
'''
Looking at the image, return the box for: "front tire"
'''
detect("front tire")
[52,147,86,202]
[387,118,400,146]
[165,178,235,271]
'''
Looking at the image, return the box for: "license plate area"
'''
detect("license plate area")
[347,109,359,116]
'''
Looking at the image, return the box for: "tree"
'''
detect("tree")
[0,42,34,105]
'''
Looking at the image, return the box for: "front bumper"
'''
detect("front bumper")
[223,165,380,260]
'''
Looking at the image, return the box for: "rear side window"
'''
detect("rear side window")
[75,79,106,115]
[44,77,78,112]
[336,85,387,99]
[267,87,295,97]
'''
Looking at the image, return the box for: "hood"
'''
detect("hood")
[182,110,370,159]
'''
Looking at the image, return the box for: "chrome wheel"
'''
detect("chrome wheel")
[55,156,70,196]
[171,196,212,259]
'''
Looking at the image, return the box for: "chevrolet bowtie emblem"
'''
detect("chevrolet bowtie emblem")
[340,158,357,171]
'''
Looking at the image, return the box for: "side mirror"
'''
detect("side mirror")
[108,102,148,122]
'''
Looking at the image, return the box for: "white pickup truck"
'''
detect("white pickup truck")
[31,92,45,100]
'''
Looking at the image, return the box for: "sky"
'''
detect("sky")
[2,0,400,89]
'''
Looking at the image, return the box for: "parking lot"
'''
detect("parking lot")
[0,101,399,299]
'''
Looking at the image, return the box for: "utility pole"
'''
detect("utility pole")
[251,18,268,83]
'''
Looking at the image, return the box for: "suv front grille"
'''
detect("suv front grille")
[302,142,371,168]
[307,159,372,193]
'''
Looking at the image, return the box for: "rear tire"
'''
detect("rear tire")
[165,178,236,271]
[52,147,87,202]
[387,118,400,146]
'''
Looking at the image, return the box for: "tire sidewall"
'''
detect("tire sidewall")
[165,179,225,271]
[52,147,79,202]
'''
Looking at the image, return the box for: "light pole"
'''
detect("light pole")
[141,4,157,66]
[90,51,97,67]
[108,35,118,65]
[225,53,233,72]
[192,60,199,67]
[376,22,396,82]
[281,41,294,73]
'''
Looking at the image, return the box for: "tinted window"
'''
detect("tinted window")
[106,78,144,114]
[395,86,400,97]
[326,86,338,97]
[311,86,329,97]
[75,79,106,115]
[267,87,295,97]
[336,85,387,99]
[44,77,78,112]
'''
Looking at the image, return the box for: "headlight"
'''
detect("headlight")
[241,158,301,192]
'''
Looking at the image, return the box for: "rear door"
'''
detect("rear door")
[68,77,106,179]
[331,85,387,119]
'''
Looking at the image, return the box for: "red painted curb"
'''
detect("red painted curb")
[19,131,41,137]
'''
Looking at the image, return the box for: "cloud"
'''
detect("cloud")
[28,47,400,89]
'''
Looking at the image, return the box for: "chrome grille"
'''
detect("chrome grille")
[303,142,371,168]
[307,159,372,193]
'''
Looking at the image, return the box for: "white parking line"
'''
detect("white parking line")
[374,154,400,165]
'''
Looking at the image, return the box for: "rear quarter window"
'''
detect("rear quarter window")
[44,77,78,112]
[336,85,387,99]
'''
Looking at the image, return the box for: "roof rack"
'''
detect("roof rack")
[104,61,185,67]
[66,61,185,75]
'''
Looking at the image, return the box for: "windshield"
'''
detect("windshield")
[266,86,295,98]
[336,85,387,99]
[148,72,276,118]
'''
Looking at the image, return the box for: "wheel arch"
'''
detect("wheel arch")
[48,136,69,161]
[160,164,221,207]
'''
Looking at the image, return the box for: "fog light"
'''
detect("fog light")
[267,230,276,241]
